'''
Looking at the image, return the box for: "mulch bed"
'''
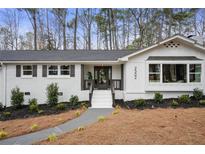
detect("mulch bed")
[115,97,205,109]
[0,101,89,121]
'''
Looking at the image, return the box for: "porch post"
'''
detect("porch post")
[81,64,84,90]
[121,64,124,90]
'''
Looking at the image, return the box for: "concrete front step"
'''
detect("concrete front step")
[91,90,113,108]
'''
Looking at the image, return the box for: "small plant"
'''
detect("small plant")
[29,98,39,112]
[75,110,81,117]
[115,105,121,109]
[30,124,39,132]
[3,112,11,117]
[47,83,59,106]
[178,95,190,104]
[81,102,88,110]
[77,126,85,131]
[154,92,163,103]
[112,109,120,115]
[11,87,24,108]
[134,99,145,107]
[69,95,79,106]
[47,133,57,142]
[199,100,205,105]
[56,103,66,110]
[87,72,93,80]
[193,88,203,100]
[0,130,8,139]
[171,100,179,108]
[38,110,44,114]
[98,116,106,122]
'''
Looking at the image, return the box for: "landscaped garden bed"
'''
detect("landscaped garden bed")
[115,89,205,109]
[115,97,205,109]
[0,101,89,121]
[0,108,85,140]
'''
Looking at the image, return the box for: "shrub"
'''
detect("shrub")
[154,92,163,103]
[30,124,39,132]
[134,99,145,107]
[29,98,38,112]
[199,100,205,105]
[11,87,24,108]
[77,126,85,131]
[69,95,79,106]
[171,100,179,108]
[0,130,8,139]
[46,83,59,106]
[56,103,66,110]
[98,116,106,122]
[3,112,11,117]
[193,88,203,100]
[178,95,190,104]
[47,133,57,142]
[75,110,81,117]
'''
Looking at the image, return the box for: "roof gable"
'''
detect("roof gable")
[119,35,205,61]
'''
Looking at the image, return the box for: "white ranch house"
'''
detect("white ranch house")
[0,35,205,108]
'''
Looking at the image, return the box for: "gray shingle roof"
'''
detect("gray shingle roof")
[0,50,135,61]
[147,56,203,61]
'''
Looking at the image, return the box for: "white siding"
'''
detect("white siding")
[4,64,89,106]
[124,39,205,100]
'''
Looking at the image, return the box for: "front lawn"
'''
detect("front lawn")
[38,108,205,144]
[0,109,84,140]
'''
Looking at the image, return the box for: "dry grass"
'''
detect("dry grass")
[38,108,205,145]
[0,109,84,139]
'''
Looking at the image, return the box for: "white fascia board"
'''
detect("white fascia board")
[0,60,120,64]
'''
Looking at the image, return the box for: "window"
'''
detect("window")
[163,64,187,83]
[60,65,70,75]
[22,65,32,76]
[149,64,160,82]
[48,65,58,76]
[189,64,201,82]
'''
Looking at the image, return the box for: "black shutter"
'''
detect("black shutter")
[16,65,21,77]
[70,65,75,77]
[33,65,37,77]
[42,65,47,77]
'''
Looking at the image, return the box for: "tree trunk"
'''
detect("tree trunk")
[33,10,37,50]
[74,8,78,50]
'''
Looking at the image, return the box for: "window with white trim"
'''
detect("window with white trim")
[60,65,70,75]
[48,65,58,76]
[163,64,187,83]
[22,65,32,76]
[189,64,201,83]
[149,64,160,82]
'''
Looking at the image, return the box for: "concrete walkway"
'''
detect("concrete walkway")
[0,108,113,145]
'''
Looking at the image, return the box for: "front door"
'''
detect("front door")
[94,66,111,89]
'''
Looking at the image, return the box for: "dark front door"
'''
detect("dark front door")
[94,66,111,89]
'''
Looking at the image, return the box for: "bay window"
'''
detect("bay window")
[189,64,201,82]
[163,64,187,83]
[149,64,160,82]
[148,63,202,83]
